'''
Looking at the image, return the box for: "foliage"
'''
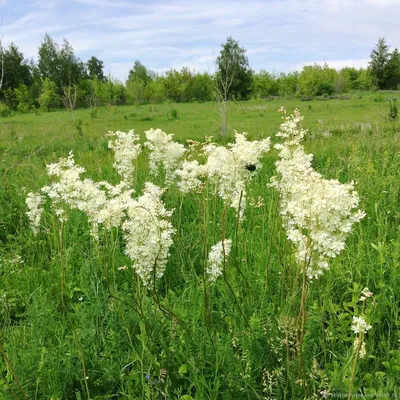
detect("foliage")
[369,37,390,90]
[0,102,11,117]
[298,63,337,96]
[38,78,60,111]
[216,36,253,100]
[14,83,33,113]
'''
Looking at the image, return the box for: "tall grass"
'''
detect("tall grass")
[0,99,399,399]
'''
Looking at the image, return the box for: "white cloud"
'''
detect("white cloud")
[1,0,400,81]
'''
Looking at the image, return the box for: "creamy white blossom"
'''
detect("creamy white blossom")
[207,239,232,283]
[26,192,45,235]
[122,183,174,286]
[40,152,134,237]
[359,287,373,302]
[270,109,365,279]
[144,128,186,183]
[351,316,372,334]
[203,132,270,219]
[176,160,207,193]
[107,130,141,183]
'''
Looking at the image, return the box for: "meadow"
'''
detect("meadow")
[0,92,399,399]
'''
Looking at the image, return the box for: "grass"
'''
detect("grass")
[0,92,399,399]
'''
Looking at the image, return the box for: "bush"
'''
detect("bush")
[0,103,12,117]
[38,78,60,111]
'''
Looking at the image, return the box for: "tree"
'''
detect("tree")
[86,56,105,81]
[59,38,84,85]
[384,48,400,90]
[369,37,390,90]
[128,60,154,86]
[38,34,60,83]
[1,43,32,91]
[38,78,60,111]
[215,36,253,100]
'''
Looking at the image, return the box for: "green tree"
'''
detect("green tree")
[384,48,400,90]
[86,56,105,81]
[59,38,85,85]
[1,43,32,92]
[14,84,33,113]
[298,64,337,96]
[38,78,60,111]
[128,60,154,87]
[38,34,60,83]
[252,70,279,97]
[215,36,253,100]
[369,37,390,90]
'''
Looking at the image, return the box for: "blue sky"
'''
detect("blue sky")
[1,0,400,82]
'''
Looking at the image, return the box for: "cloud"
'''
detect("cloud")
[1,0,399,81]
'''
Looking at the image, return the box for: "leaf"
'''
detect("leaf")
[179,364,188,375]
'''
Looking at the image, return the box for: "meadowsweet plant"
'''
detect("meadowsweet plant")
[206,239,232,283]
[348,287,374,399]
[144,128,186,184]
[122,183,174,287]
[203,131,271,219]
[107,129,141,183]
[25,192,45,236]
[37,152,135,238]
[270,108,365,279]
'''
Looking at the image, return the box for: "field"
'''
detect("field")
[0,93,399,399]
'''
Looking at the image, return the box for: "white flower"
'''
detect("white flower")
[270,109,365,279]
[122,183,174,287]
[40,152,134,238]
[359,287,373,302]
[144,128,186,184]
[26,192,45,235]
[206,239,232,283]
[176,160,207,193]
[351,316,372,334]
[107,130,141,183]
[203,132,270,219]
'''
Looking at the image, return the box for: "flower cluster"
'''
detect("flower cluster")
[107,130,141,183]
[175,160,207,194]
[206,239,232,283]
[351,316,372,334]
[26,192,45,236]
[144,128,186,183]
[203,132,271,219]
[41,152,135,237]
[270,108,365,279]
[122,183,174,286]
[359,287,373,302]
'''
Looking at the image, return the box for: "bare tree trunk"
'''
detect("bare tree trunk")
[212,57,235,137]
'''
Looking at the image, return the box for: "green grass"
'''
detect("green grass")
[0,93,399,399]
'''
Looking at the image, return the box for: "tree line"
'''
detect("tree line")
[0,35,399,116]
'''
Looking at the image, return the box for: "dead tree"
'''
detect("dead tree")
[212,56,235,136]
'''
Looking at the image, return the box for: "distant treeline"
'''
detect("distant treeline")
[0,35,399,116]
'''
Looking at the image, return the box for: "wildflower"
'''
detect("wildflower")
[203,132,270,219]
[351,316,372,334]
[176,160,207,193]
[122,183,174,287]
[107,130,141,183]
[359,287,373,302]
[270,108,365,279]
[144,128,186,183]
[26,192,45,235]
[353,337,367,359]
[206,239,232,283]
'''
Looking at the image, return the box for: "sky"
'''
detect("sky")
[1,0,400,82]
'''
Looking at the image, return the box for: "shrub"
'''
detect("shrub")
[0,103,12,117]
